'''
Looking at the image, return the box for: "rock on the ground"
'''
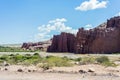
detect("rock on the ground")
[79,70,87,74]
[88,68,95,73]
[17,69,23,72]
[4,68,8,71]
[28,69,31,72]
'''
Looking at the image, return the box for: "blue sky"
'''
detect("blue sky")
[0,0,120,44]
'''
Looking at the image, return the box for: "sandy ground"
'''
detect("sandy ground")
[0,52,120,80]
[0,64,120,80]
[0,71,120,80]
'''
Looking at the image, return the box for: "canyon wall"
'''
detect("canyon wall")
[47,32,75,53]
[47,16,120,54]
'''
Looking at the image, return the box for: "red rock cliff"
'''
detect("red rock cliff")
[47,32,75,53]
[48,16,120,54]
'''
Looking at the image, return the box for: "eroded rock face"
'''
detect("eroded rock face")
[76,16,120,54]
[47,32,75,53]
[107,16,120,28]
[21,40,51,51]
[48,16,120,54]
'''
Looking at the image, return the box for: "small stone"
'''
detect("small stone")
[4,63,10,66]
[32,70,36,72]
[28,69,31,72]
[4,68,8,71]
[88,68,95,73]
[75,62,79,65]
[17,69,23,72]
[79,70,87,74]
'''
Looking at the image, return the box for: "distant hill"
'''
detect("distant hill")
[0,44,22,48]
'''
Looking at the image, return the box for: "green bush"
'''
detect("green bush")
[96,56,109,63]
[37,63,52,70]
[45,56,73,67]
[0,55,10,61]
[24,54,32,59]
[33,53,39,56]
[74,57,82,62]
[96,56,117,67]
[0,54,42,65]
[80,57,96,64]
[0,60,4,63]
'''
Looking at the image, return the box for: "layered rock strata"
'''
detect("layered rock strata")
[47,16,120,54]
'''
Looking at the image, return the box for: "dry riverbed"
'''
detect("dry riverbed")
[0,64,120,80]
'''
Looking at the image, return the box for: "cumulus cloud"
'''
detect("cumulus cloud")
[115,12,120,16]
[75,0,108,11]
[84,24,94,30]
[35,18,78,41]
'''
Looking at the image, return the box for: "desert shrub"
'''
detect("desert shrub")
[45,56,73,67]
[0,60,3,63]
[46,55,54,58]
[33,53,39,56]
[96,56,109,63]
[74,57,82,62]
[96,56,117,67]
[0,60,4,66]
[22,54,42,65]
[9,54,14,56]
[0,55,10,61]
[14,54,24,61]
[37,63,52,70]
[22,59,32,66]
[7,54,24,64]
[80,57,96,65]
[102,61,117,67]
[0,53,42,65]
[62,56,70,60]
[23,54,32,60]
[22,58,40,66]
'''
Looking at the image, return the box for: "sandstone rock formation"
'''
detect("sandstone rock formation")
[47,32,75,53]
[21,40,51,51]
[48,16,120,54]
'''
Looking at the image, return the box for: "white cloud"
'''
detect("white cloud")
[84,24,94,30]
[75,0,108,11]
[35,18,78,41]
[115,12,120,16]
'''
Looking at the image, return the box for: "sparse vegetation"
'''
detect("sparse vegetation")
[0,54,118,68]
[74,57,82,62]
[0,54,73,67]
[96,56,117,67]
[45,56,73,67]
[72,56,117,67]
[80,57,96,64]
[0,46,31,52]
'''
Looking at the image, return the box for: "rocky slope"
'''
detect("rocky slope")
[21,40,51,51]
